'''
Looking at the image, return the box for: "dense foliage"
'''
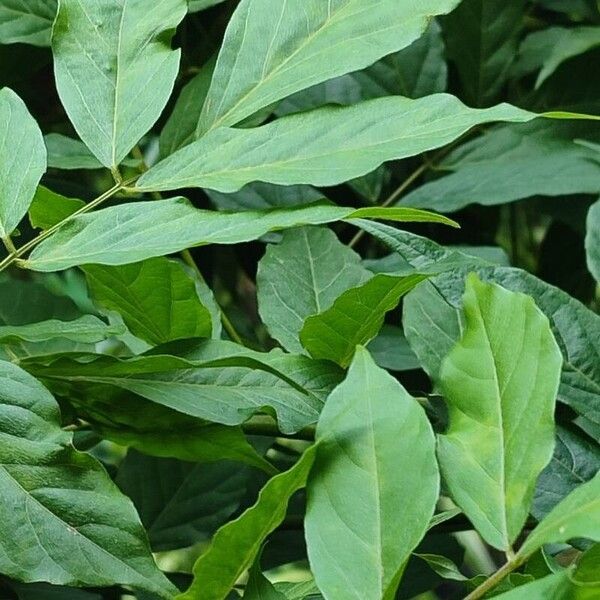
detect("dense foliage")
[0,0,599,598]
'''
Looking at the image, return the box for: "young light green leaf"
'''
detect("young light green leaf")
[438,274,562,551]
[177,446,317,600]
[29,186,85,230]
[117,451,251,552]
[52,0,187,169]
[84,257,213,346]
[402,121,600,213]
[27,339,343,434]
[586,199,600,283]
[0,315,123,344]
[0,360,176,597]
[518,471,600,560]
[137,94,533,193]
[24,199,451,271]
[403,267,600,436]
[0,87,46,238]
[257,227,371,353]
[0,0,57,46]
[442,0,527,106]
[197,0,460,133]
[300,274,427,367]
[305,347,439,600]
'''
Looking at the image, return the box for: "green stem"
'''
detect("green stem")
[0,180,133,274]
[1,235,17,254]
[464,556,526,600]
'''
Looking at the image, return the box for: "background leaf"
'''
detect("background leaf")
[305,347,439,600]
[0,0,57,46]
[586,199,600,282]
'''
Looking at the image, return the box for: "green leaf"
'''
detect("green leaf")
[367,325,421,372]
[492,571,574,599]
[84,257,213,346]
[206,182,323,211]
[0,360,175,597]
[0,0,57,46]
[10,582,102,600]
[0,315,123,344]
[403,267,600,434]
[117,451,251,552]
[402,121,600,213]
[535,27,600,88]
[159,57,216,157]
[177,446,317,600]
[136,95,533,193]
[27,339,343,433]
[29,186,85,230]
[257,226,371,353]
[438,274,562,551]
[188,0,227,11]
[586,199,600,283]
[534,426,600,521]
[275,20,447,116]
[442,0,527,106]
[52,0,187,169]
[196,0,460,133]
[413,554,468,582]
[518,472,600,559]
[0,87,46,238]
[243,561,287,600]
[305,347,439,600]
[44,133,105,170]
[25,200,451,272]
[300,274,427,367]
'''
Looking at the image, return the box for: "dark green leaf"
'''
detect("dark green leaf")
[586,199,600,283]
[29,186,85,230]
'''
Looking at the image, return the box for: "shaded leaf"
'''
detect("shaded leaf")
[243,561,287,600]
[52,0,186,168]
[366,324,421,372]
[257,226,371,353]
[29,186,84,230]
[44,133,105,170]
[117,451,251,552]
[177,446,317,600]
[0,87,46,238]
[438,274,562,551]
[305,347,439,600]
[586,199,600,283]
[0,0,57,46]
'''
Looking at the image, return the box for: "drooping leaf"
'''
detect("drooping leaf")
[25,200,453,271]
[402,121,600,213]
[177,446,317,600]
[300,274,427,367]
[0,360,175,597]
[159,57,216,157]
[305,347,439,600]
[84,257,213,346]
[52,0,187,169]
[27,339,344,434]
[518,472,600,560]
[117,451,251,552]
[0,87,46,238]
[257,226,371,353]
[0,315,123,344]
[44,133,105,170]
[29,186,85,230]
[534,426,600,521]
[437,274,562,551]
[0,0,57,46]
[586,199,600,283]
[403,267,600,433]
[196,0,461,133]
[442,0,527,106]
[137,95,533,193]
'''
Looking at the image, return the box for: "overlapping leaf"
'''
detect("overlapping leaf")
[0,0,57,46]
